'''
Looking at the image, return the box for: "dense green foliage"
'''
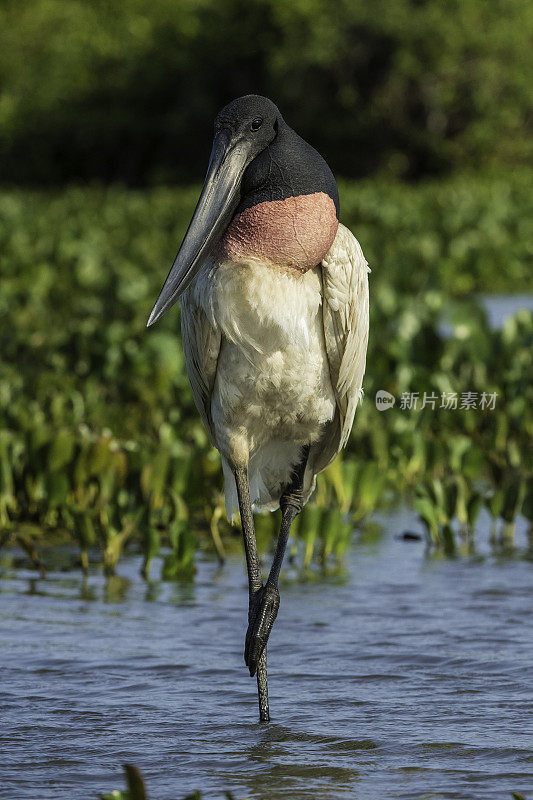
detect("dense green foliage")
[1,0,531,184]
[1,174,531,574]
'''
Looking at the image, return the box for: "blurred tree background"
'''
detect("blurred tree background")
[0,0,531,185]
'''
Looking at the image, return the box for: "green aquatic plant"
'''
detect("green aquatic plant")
[415,473,491,553]
[99,764,148,800]
[0,179,531,574]
[414,479,456,552]
[521,480,533,545]
[500,476,526,544]
[98,763,241,800]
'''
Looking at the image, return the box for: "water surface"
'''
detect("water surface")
[1,510,532,800]
[481,294,533,328]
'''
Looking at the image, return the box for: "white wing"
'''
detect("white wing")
[180,280,221,447]
[318,222,370,468]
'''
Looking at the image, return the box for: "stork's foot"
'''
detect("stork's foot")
[245,583,280,677]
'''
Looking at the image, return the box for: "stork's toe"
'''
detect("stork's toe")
[245,584,280,677]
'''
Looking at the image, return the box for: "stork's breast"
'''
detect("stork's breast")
[218,192,338,272]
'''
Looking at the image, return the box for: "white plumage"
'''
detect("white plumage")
[180,222,370,520]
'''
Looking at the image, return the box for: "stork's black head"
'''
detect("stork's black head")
[214,95,280,155]
[147,95,339,326]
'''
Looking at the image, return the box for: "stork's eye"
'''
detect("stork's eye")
[250,117,264,131]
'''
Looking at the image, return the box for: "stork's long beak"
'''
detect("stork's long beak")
[147,130,251,326]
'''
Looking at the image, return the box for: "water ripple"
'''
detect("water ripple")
[1,510,532,799]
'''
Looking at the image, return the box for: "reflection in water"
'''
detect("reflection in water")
[144,580,163,604]
[80,577,98,603]
[103,573,131,603]
[1,508,532,800]
[26,577,40,596]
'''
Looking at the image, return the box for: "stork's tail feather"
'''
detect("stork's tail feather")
[222,450,317,523]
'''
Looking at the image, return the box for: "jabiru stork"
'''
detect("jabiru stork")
[147,95,369,722]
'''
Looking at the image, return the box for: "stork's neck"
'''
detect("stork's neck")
[238,121,339,216]
[218,122,339,273]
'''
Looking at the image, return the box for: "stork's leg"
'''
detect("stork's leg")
[234,466,270,723]
[244,446,309,678]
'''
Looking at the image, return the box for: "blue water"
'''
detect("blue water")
[481,294,533,328]
[1,509,532,800]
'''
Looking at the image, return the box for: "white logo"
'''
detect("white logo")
[375,390,396,411]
